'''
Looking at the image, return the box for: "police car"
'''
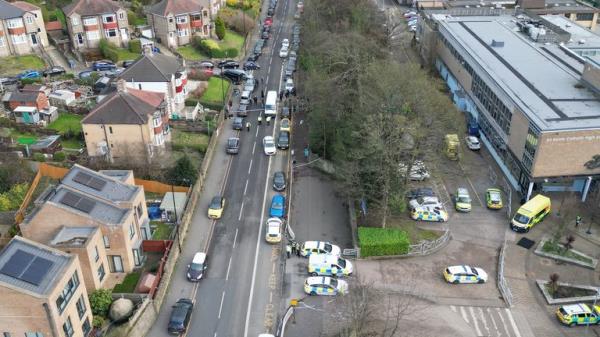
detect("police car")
[411,206,448,222]
[300,241,341,257]
[308,254,353,277]
[556,303,600,327]
[443,265,488,284]
[304,276,348,296]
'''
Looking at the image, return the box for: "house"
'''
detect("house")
[0,236,92,337]
[117,49,188,117]
[5,88,50,111]
[82,79,171,161]
[63,0,130,52]
[0,0,49,57]
[20,164,151,286]
[3,87,58,124]
[517,0,599,30]
[49,89,77,107]
[146,0,213,48]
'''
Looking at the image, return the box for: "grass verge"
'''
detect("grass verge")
[113,272,142,293]
[151,222,173,240]
[542,240,593,264]
[0,55,45,75]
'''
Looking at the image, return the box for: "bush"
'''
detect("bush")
[166,155,198,185]
[226,0,240,7]
[89,289,113,316]
[185,98,200,107]
[187,68,212,81]
[358,227,410,257]
[221,9,254,35]
[99,39,119,62]
[92,316,105,328]
[53,151,66,162]
[129,39,142,54]
[197,39,221,57]
[0,183,29,212]
[215,17,226,40]
[33,153,46,162]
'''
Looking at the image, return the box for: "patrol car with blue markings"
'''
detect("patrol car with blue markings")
[300,241,341,258]
[411,206,448,222]
[304,276,348,296]
[443,265,488,284]
[308,254,353,277]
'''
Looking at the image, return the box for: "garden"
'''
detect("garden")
[177,29,245,60]
[0,55,45,76]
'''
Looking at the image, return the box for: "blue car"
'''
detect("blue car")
[269,194,285,218]
[18,70,41,80]
[93,61,116,71]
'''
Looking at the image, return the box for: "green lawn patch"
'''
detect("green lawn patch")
[48,113,83,134]
[61,138,83,150]
[112,272,141,293]
[177,45,209,61]
[0,55,45,76]
[178,30,244,60]
[542,240,593,265]
[151,222,173,240]
[128,10,147,26]
[201,77,230,104]
[172,129,209,153]
[220,30,245,50]
[114,48,140,61]
[358,227,410,257]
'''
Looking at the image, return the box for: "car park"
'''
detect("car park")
[269,194,286,218]
[285,78,294,92]
[232,117,244,130]
[243,61,260,71]
[273,171,286,191]
[43,66,66,77]
[92,61,116,71]
[277,131,289,149]
[279,46,289,58]
[408,196,442,210]
[304,276,348,296]
[454,187,472,212]
[300,241,341,257]
[411,207,448,222]
[265,217,283,243]
[398,161,430,181]
[406,187,435,199]
[167,298,194,334]
[18,70,41,79]
[218,60,239,69]
[263,136,276,155]
[556,303,600,327]
[208,196,225,219]
[186,252,207,281]
[226,137,240,154]
[465,136,481,150]
[308,254,353,277]
[443,265,488,284]
[485,188,503,209]
[280,118,291,132]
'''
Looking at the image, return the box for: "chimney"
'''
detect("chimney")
[116,79,127,93]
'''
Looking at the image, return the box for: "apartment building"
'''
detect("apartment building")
[63,0,130,52]
[147,0,213,48]
[418,12,600,200]
[0,236,92,337]
[0,0,49,57]
[20,165,150,284]
[118,49,188,117]
[82,79,171,161]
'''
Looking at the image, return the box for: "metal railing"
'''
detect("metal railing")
[404,229,451,256]
[498,240,513,307]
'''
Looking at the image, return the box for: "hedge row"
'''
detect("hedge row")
[99,39,119,63]
[358,227,410,257]
[192,37,239,58]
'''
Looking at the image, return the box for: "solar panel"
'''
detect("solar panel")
[75,198,96,213]
[0,250,33,279]
[20,257,53,286]
[88,177,107,191]
[60,192,95,214]
[73,172,93,185]
[60,192,81,209]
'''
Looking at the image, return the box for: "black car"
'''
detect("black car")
[277,131,289,149]
[405,187,435,199]
[43,66,66,77]
[92,61,116,71]
[280,106,290,119]
[273,171,286,191]
[232,117,244,130]
[267,6,275,16]
[197,60,215,69]
[247,53,260,62]
[253,44,262,56]
[243,61,260,71]
[237,104,248,117]
[168,298,194,335]
[262,24,271,33]
[218,60,239,69]
[122,60,136,68]
[186,252,207,281]
[261,30,270,40]
[222,69,247,84]
[226,137,240,154]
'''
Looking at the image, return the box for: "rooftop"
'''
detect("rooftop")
[6,90,42,103]
[0,236,72,297]
[438,15,600,131]
[118,53,184,82]
[0,0,31,20]
[98,170,133,182]
[81,87,164,125]
[148,0,209,16]
[49,186,128,224]
[63,0,122,16]
[62,164,139,203]
[49,226,97,247]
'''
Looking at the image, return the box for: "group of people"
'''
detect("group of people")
[286,241,301,258]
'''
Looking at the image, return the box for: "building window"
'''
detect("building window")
[102,15,115,23]
[71,17,79,26]
[98,263,106,281]
[105,29,117,38]
[108,255,124,273]
[118,12,125,20]
[86,30,100,40]
[176,16,188,23]
[177,29,188,37]
[109,126,113,134]
[103,235,110,248]
[133,248,142,266]
[55,273,80,314]
[76,295,87,319]
[82,318,91,336]
[129,222,135,239]
[62,317,74,337]
[83,17,98,26]
[11,34,26,45]
[137,203,143,218]
[3,333,10,337]
[25,16,33,24]
[576,13,594,21]
[168,17,174,23]
[7,18,23,28]
[94,245,100,262]
[25,333,43,337]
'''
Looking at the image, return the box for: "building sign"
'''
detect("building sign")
[546,135,600,143]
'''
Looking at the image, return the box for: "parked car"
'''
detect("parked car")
[485,188,503,209]
[398,161,430,181]
[465,136,481,150]
[265,217,283,243]
[261,30,270,40]
[222,69,247,84]
[43,66,66,77]
[280,106,290,119]
[232,117,244,130]
[247,53,260,62]
[237,104,248,117]
[207,196,225,219]
[405,187,435,199]
[556,303,600,327]
[409,196,443,211]
[285,78,294,93]
[226,137,240,154]
[17,70,41,79]
[454,187,472,212]
[264,16,273,26]
[300,241,341,257]
[243,61,260,71]
[218,60,239,69]
[0,77,18,86]
[277,131,289,149]
[92,61,116,71]
[122,60,136,68]
[444,265,488,284]
[167,298,194,334]
[273,171,286,191]
[411,207,448,222]
[269,194,286,218]
[404,11,417,17]
[186,252,207,281]
[304,276,348,296]
[78,70,94,79]
[263,136,276,155]
[279,46,289,58]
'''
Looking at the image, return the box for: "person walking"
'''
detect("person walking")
[295,242,301,256]
[261,89,265,99]
[291,242,296,255]
[279,90,284,100]
[261,77,264,84]
[246,121,251,132]
[286,244,292,259]
[253,96,258,105]
[576,215,582,227]
[266,116,271,126]
[258,115,262,125]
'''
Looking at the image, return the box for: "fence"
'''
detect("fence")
[498,240,513,307]
[405,230,451,256]
[142,240,172,253]
[148,240,172,299]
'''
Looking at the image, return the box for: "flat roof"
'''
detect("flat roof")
[62,164,139,202]
[50,226,97,247]
[439,16,600,131]
[49,186,128,224]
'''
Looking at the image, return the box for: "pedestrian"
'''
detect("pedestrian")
[285,91,290,99]
[291,242,296,255]
[279,90,284,100]
[261,77,264,84]
[224,107,228,119]
[258,115,262,125]
[266,116,271,125]
[286,244,291,259]
[304,146,309,159]
[295,242,301,256]
[291,88,297,96]
[253,96,258,105]
[228,100,232,108]
[261,89,265,99]
[576,215,582,227]
[246,121,251,132]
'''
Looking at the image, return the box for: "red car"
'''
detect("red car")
[264,16,273,26]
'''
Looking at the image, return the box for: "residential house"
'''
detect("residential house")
[3,86,58,124]
[82,80,171,161]
[117,50,188,117]
[20,164,150,285]
[0,236,92,337]
[63,0,130,52]
[146,0,212,48]
[0,0,49,57]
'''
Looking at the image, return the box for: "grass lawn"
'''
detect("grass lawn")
[177,45,209,61]
[151,222,173,240]
[172,129,209,153]
[381,215,442,244]
[114,48,141,61]
[177,30,244,61]
[201,77,230,104]
[542,240,593,264]
[128,10,147,26]
[0,55,45,76]
[61,138,83,149]
[113,272,142,293]
[48,113,83,134]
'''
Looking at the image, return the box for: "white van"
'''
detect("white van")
[265,90,277,117]
[307,254,353,277]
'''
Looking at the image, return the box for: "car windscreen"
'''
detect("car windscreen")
[337,258,346,268]
[274,174,284,184]
[324,243,332,252]
[329,278,338,287]
[190,262,204,271]
[513,213,530,224]
[457,196,471,203]
[210,198,221,208]
[470,267,478,275]
[228,139,238,147]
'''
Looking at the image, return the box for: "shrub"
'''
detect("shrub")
[196,39,221,58]
[221,9,254,35]
[129,39,142,53]
[358,227,410,257]
[226,0,240,7]
[92,316,105,328]
[0,183,29,212]
[185,98,200,107]
[215,17,226,40]
[53,151,66,162]
[99,39,119,62]
[187,68,212,81]
[166,155,198,185]
[89,289,113,316]
[224,47,239,58]
[33,153,46,162]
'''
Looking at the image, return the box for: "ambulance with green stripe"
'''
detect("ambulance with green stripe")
[557,303,600,327]
[308,254,353,277]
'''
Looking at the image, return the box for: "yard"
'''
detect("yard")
[151,222,173,240]
[48,113,83,135]
[177,29,245,61]
[112,272,141,293]
[172,129,209,153]
[177,45,208,61]
[0,55,45,76]
[114,48,140,61]
[201,77,230,104]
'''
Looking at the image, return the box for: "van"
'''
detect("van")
[265,90,277,117]
[222,69,247,84]
[511,194,551,232]
[240,90,251,105]
[308,254,353,277]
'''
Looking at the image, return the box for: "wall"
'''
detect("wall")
[147,14,171,47]
[436,37,473,92]
[506,108,529,160]
[534,129,600,177]
[82,123,152,159]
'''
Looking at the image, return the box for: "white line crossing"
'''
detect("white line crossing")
[469,306,483,336]
[450,305,522,337]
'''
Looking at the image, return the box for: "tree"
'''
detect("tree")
[89,289,113,316]
[563,234,575,252]
[166,155,198,186]
[548,273,560,296]
[215,17,226,40]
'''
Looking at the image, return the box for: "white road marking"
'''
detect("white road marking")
[468,306,483,336]
[214,333,217,337]
[478,307,490,336]
[238,201,245,221]
[269,292,273,303]
[248,159,253,174]
[232,228,239,249]
[486,308,500,337]
[218,291,226,319]
[252,141,256,154]
[450,305,457,313]
[244,179,249,195]
[226,256,233,280]
[497,308,511,337]
[505,308,523,337]
[460,306,470,324]
[255,127,259,137]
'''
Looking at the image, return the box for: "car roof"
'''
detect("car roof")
[272,194,284,202]
[211,196,222,203]
[457,188,469,196]
[192,252,206,264]
[304,241,327,249]
[561,304,591,315]
[264,136,274,141]
[309,254,336,263]
[306,276,330,285]
[447,265,471,274]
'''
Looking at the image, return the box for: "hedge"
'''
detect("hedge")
[358,227,410,257]
[129,39,142,53]
[193,38,238,58]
